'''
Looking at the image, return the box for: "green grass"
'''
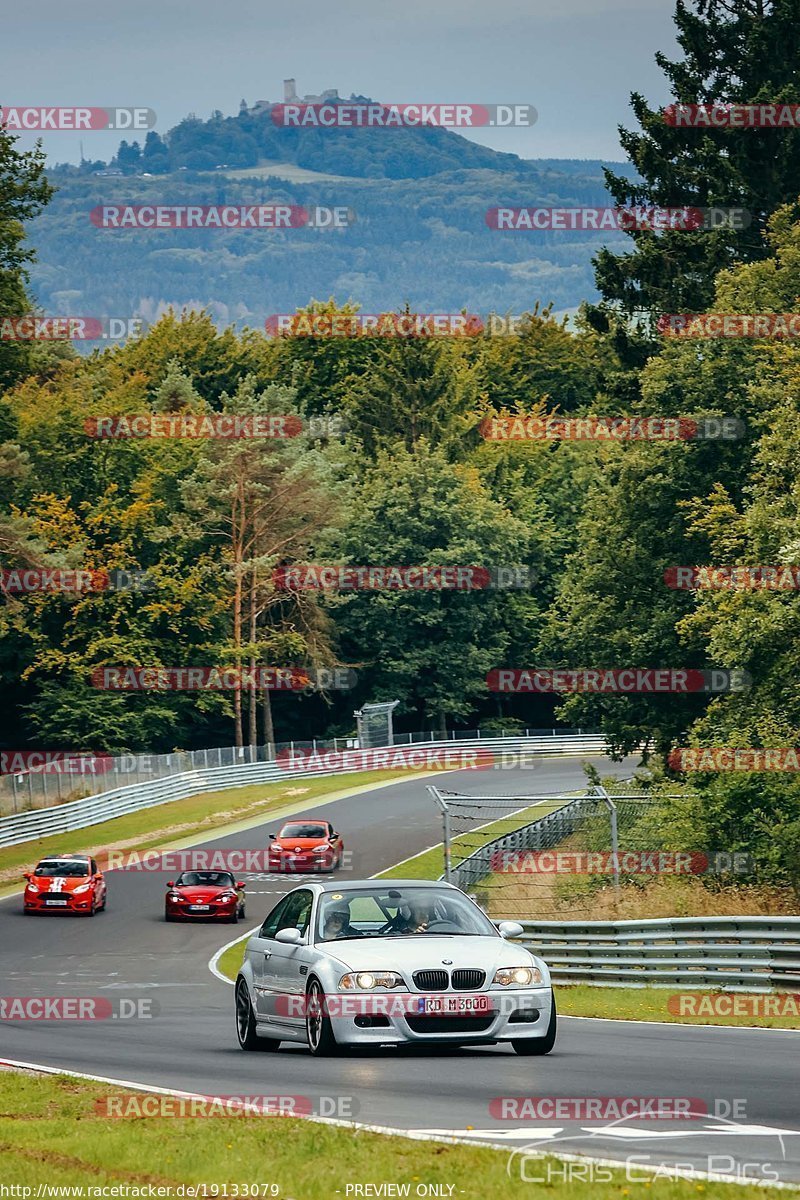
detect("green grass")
[558,985,800,1029]
[0,768,421,888]
[216,936,249,981]
[0,1069,788,1197]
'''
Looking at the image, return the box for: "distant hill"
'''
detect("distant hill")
[34,99,639,327]
[57,97,547,183]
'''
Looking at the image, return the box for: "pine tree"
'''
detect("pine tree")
[595,0,800,317]
[0,120,53,390]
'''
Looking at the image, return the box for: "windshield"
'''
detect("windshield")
[174,871,235,887]
[279,824,328,839]
[316,887,497,942]
[34,860,90,878]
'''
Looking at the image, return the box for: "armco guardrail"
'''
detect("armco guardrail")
[0,726,593,815]
[517,916,800,992]
[0,733,609,848]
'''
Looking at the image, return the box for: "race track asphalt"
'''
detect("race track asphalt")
[2,756,798,1186]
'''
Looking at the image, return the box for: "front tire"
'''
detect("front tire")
[235,978,281,1052]
[306,978,339,1056]
[512,994,557,1056]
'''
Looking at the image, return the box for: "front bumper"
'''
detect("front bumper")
[269,855,335,872]
[24,893,95,914]
[166,900,239,919]
[326,987,553,1045]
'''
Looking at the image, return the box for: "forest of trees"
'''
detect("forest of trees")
[3,0,800,886]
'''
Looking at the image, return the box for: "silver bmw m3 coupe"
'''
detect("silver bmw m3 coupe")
[235,878,556,1056]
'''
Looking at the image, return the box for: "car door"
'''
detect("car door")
[248,894,292,1020]
[268,889,314,1034]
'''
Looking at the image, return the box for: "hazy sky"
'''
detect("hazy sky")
[4,0,678,164]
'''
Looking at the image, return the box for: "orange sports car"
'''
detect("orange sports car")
[23,853,107,916]
[268,819,344,873]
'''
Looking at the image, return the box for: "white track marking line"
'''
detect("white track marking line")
[562,1014,800,1033]
[208,925,260,984]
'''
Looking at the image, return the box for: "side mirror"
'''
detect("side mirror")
[166,880,174,888]
[497,920,524,940]
[23,872,32,881]
[268,833,276,840]
[330,832,339,840]
[235,881,245,890]
[275,927,303,945]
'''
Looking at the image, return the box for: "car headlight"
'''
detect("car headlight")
[169,893,183,902]
[338,971,405,991]
[216,891,237,902]
[313,845,329,854]
[493,966,541,987]
[73,883,92,895]
[25,883,38,892]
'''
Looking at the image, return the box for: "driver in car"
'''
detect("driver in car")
[386,897,437,934]
[322,906,358,939]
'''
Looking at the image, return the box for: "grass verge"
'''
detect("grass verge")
[215,936,249,981]
[557,985,800,1029]
[0,1068,789,1197]
[0,768,421,889]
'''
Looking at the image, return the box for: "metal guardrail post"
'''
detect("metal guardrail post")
[594,785,620,895]
[428,785,452,883]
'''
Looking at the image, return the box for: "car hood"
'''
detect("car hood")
[33,875,90,892]
[173,887,232,899]
[321,935,543,977]
[274,838,328,848]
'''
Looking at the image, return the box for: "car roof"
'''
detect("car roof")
[40,854,90,864]
[312,879,458,893]
[279,819,329,827]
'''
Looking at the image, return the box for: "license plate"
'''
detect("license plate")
[45,898,68,906]
[190,904,210,911]
[417,995,491,1015]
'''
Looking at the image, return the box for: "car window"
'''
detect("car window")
[91,859,98,875]
[260,895,291,938]
[279,824,328,839]
[34,860,90,877]
[176,871,234,887]
[315,886,497,941]
[277,889,313,935]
